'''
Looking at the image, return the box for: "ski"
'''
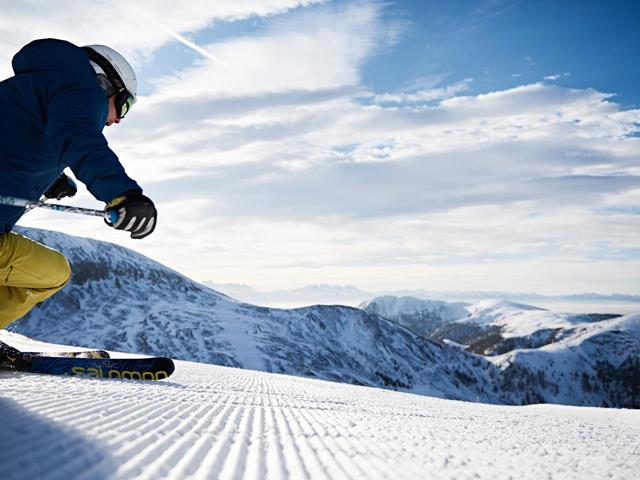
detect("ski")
[0,342,174,381]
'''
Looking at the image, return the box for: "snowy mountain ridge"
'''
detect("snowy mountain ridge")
[12,227,500,404]
[8,227,640,408]
[490,313,640,406]
[361,295,628,352]
[460,299,597,338]
[361,295,640,407]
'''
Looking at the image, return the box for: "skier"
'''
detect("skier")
[0,38,157,332]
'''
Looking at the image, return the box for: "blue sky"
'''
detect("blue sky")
[362,1,640,107]
[141,1,640,106]
[2,0,639,294]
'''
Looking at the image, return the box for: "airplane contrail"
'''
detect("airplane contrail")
[163,28,235,72]
[139,11,234,72]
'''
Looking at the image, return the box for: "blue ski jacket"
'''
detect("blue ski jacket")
[0,38,141,233]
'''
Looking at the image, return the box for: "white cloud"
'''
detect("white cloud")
[544,72,570,81]
[373,79,473,104]
[96,75,640,294]
[148,2,388,99]
[7,0,640,294]
[0,0,322,78]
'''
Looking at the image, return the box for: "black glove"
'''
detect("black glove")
[44,173,77,200]
[105,190,157,240]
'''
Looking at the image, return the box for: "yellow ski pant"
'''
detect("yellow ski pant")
[0,232,71,330]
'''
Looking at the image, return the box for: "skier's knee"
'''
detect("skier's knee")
[50,252,71,289]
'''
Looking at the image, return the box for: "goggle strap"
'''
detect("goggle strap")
[95,74,116,97]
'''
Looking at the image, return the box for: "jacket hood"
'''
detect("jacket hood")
[12,38,92,78]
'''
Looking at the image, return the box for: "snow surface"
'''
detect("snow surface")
[1,333,639,480]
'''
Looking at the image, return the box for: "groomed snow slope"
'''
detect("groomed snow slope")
[1,336,639,480]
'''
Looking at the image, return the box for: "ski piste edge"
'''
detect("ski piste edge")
[0,342,175,381]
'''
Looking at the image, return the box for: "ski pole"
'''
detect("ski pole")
[0,196,118,223]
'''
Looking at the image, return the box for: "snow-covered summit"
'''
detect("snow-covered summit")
[467,298,547,315]
[443,298,624,354]
[462,299,574,337]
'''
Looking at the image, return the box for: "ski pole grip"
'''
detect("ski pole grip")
[106,210,120,224]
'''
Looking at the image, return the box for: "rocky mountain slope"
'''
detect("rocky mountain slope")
[10,227,498,404]
[361,296,624,355]
[491,313,640,407]
[361,295,640,407]
[8,228,640,408]
[358,296,470,338]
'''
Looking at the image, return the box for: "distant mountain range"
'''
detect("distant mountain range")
[203,281,640,310]
[7,227,640,408]
[201,282,370,308]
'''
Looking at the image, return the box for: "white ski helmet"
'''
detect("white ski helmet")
[83,44,137,117]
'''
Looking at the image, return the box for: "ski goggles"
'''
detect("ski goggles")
[115,90,135,118]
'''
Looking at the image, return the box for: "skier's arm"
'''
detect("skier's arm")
[44,86,141,203]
